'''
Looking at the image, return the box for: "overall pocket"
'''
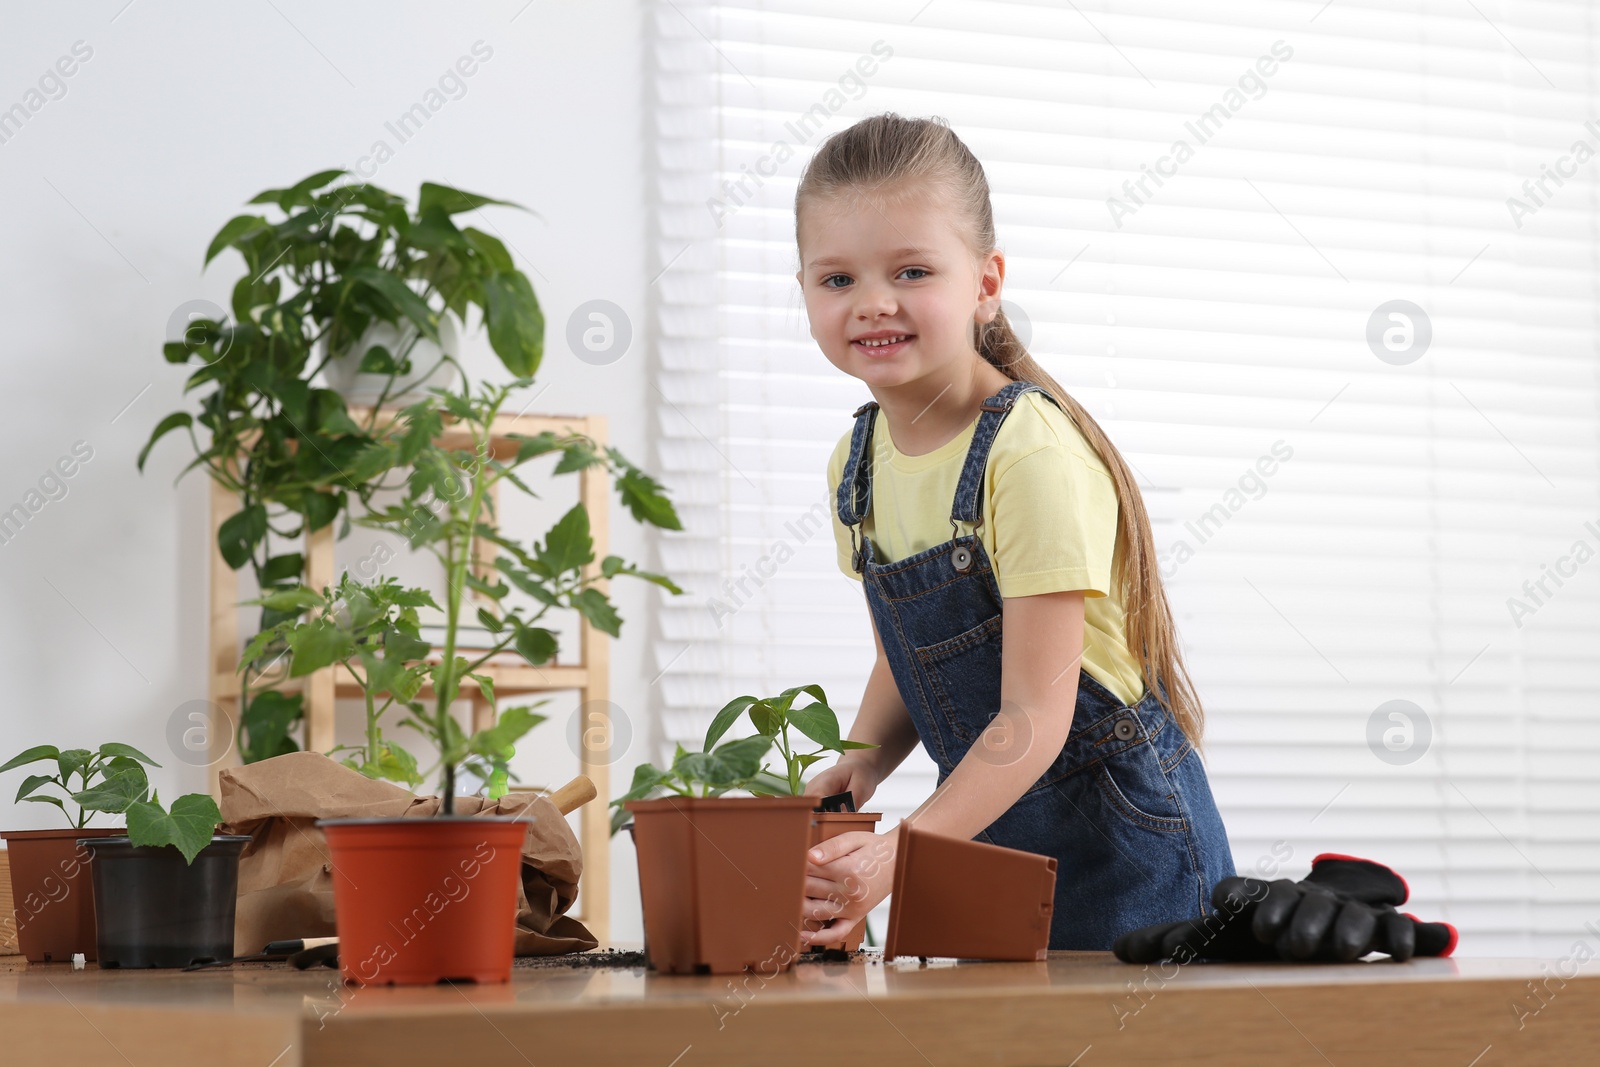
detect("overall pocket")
[914,614,1004,759]
[1094,719,1188,834]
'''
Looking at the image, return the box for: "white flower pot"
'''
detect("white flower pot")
[322,314,461,405]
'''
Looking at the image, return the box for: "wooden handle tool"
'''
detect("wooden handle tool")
[546,774,597,815]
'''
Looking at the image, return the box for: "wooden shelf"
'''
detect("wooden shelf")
[206,405,612,940]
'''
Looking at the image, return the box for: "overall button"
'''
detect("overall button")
[1113,717,1138,742]
[951,546,973,572]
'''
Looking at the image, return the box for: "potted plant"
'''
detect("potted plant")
[301,376,682,985]
[80,792,251,969]
[0,743,160,962]
[613,732,817,975]
[139,170,546,763]
[702,684,881,952]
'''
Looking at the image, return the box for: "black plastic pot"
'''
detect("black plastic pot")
[80,835,250,968]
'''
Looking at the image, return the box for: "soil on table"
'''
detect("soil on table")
[512,946,873,970]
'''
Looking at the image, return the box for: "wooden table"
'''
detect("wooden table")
[2,948,1595,1065]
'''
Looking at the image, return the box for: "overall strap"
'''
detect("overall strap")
[950,380,1058,526]
[836,399,880,529]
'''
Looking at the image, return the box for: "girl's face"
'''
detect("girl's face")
[795,189,1002,395]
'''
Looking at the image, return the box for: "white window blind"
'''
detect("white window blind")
[648,0,1600,956]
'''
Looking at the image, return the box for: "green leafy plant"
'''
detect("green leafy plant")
[704,684,876,796]
[608,734,779,835]
[608,685,877,836]
[0,743,161,829]
[0,743,221,864]
[346,377,683,812]
[139,170,548,762]
[123,792,224,866]
[242,573,438,788]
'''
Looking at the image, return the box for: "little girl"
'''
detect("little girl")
[795,113,1235,951]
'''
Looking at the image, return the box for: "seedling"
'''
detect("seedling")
[0,743,161,829]
[608,734,777,835]
[704,684,876,796]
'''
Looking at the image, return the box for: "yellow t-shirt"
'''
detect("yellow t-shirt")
[826,390,1147,707]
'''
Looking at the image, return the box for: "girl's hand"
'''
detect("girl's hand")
[803,758,879,809]
[800,830,897,946]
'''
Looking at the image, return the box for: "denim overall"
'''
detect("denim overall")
[836,380,1236,950]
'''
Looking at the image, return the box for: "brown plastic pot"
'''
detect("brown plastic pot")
[883,820,1056,962]
[1,827,123,962]
[625,795,814,975]
[805,811,882,953]
[319,816,529,986]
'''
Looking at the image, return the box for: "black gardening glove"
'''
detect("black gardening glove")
[1115,853,1458,964]
[1222,852,1409,962]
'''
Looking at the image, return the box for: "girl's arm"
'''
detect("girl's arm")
[805,602,922,807]
[904,589,1085,839]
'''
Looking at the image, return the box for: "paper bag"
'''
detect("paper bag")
[218,751,597,957]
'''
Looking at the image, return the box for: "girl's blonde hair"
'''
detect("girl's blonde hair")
[796,112,1208,751]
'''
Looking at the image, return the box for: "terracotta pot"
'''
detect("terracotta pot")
[625,795,814,975]
[883,820,1057,962]
[319,816,528,986]
[84,835,251,968]
[805,811,883,952]
[2,827,123,962]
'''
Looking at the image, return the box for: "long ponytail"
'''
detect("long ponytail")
[976,311,1207,750]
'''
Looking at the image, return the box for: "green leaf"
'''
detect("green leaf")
[749,701,783,738]
[56,749,92,783]
[381,625,432,663]
[616,467,682,531]
[288,619,356,677]
[97,743,160,767]
[0,744,60,775]
[302,489,341,532]
[204,213,270,265]
[513,625,558,667]
[494,559,561,606]
[137,412,192,472]
[538,504,593,576]
[259,553,306,585]
[508,432,558,464]
[553,439,599,474]
[704,695,758,751]
[464,573,509,601]
[241,690,303,764]
[254,587,324,613]
[599,556,684,595]
[465,672,496,708]
[615,761,672,805]
[785,699,843,751]
[247,169,347,210]
[124,793,222,865]
[476,607,504,634]
[463,227,514,272]
[14,774,57,803]
[372,740,422,788]
[483,272,544,379]
[571,588,621,638]
[218,505,268,570]
[71,767,150,814]
[348,266,439,342]
[468,706,547,760]
[21,795,66,814]
[419,182,523,217]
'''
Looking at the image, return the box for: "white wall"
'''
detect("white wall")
[0,1,655,941]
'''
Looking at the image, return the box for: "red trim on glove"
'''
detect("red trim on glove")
[1312,852,1410,903]
[1440,922,1458,957]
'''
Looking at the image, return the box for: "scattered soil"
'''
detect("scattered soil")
[512,946,875,970]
